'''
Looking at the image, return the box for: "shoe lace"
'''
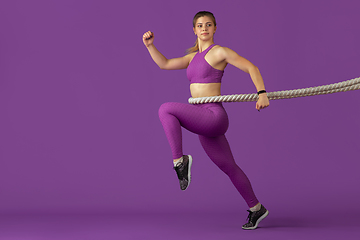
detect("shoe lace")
[246,210,253,222]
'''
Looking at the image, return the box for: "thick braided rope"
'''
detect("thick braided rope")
[188,77,360,104]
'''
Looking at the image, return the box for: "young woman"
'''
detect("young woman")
[142,11,269,230]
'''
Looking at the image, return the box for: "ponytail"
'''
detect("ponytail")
[186,40,199,54]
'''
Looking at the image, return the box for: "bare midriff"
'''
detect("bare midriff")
[190,83,221,98]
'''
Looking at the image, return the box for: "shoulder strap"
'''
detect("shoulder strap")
[203,44,216,54]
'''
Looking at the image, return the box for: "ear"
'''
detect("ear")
[193,27,196,35]
[214,26,217,33]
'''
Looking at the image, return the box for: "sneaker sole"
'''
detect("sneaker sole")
[185,155,192,190]
[242,210,269,230]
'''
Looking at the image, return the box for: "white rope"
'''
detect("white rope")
[188,77,360,104]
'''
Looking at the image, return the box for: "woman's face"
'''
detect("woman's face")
[193,16,216,41]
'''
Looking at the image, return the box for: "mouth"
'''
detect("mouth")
[201,33,209,35]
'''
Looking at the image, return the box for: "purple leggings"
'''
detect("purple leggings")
[158,102,259,208]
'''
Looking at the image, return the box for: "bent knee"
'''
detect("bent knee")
[158,102,174,118]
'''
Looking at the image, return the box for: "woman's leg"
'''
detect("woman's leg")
[199,134,259,208]
[159,102,228,191]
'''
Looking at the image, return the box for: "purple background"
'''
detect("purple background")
[0,0,359,239]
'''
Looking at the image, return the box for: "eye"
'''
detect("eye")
[207,23,212,27]
[197,24,202,28]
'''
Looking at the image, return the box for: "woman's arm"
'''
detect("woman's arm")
[219,47,270,110]
[143,31,193,70]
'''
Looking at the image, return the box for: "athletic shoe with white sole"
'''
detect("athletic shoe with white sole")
[242,204,269,230]
[173,155,192,191]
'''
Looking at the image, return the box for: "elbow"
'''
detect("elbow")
[158,61,169,70]
[248,65,259,75]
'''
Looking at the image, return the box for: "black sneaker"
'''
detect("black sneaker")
[242,205,269,230]
[173,155,192,191]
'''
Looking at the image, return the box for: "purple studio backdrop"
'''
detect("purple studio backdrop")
[0,0,359,216]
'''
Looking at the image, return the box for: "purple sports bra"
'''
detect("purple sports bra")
[186,44,224,84]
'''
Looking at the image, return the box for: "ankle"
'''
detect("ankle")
[250,203,261,212]
[173,156,183,166]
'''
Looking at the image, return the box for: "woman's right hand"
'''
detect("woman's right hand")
[143,31,154,47]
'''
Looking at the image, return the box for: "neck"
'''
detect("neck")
[198,39,214,53]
